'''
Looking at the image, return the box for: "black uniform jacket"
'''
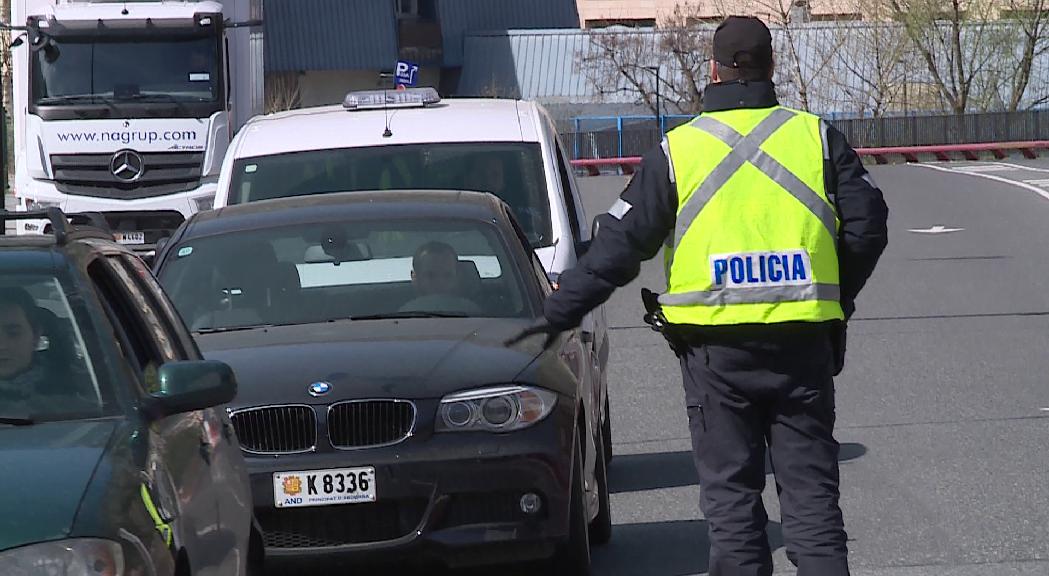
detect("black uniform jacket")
[544,80,889,335]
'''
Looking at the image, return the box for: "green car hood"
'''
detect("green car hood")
[0,420,117,551]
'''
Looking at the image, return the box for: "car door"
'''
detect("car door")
[121,254,253,573]
[551,133,610,427]
[86,253,233,575]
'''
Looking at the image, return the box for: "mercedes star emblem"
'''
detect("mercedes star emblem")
[110,150,145,182]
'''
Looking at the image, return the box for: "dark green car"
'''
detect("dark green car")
[0,210,259,575]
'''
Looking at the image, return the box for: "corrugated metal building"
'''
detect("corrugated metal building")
[457,24,1049,119]
[263,0,580,109]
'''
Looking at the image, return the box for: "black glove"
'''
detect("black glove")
[504,318,563,350]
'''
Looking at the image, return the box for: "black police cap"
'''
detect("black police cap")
[713,16,773,70]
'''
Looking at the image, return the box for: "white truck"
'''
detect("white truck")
[8,0,263,246]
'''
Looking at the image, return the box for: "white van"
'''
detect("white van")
[212,88,612,459]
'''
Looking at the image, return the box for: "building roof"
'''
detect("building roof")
[265,0,398,72]
[230,98,545,158]
[437,0,581,66]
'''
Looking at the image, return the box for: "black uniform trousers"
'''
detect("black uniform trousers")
[680,323,849,576]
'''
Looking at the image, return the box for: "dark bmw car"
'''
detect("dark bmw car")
[0,210,258,576]
[152,191,612,573]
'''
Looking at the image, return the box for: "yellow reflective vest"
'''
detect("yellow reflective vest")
[659,105,844,326]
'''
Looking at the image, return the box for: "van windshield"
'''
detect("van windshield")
[228,143,553,247]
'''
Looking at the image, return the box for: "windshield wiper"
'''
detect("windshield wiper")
[37,94,122,115]
[194,324,273,335]
[350,311,470,320]
[117,93,194,115]
[0,416,34,426]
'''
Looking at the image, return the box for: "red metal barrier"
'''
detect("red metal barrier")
[570,141,1049,174]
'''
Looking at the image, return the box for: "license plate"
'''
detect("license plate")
[114,232,145,245]
[273,467,376,508]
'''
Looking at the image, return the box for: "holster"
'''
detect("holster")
[641,288,687,356]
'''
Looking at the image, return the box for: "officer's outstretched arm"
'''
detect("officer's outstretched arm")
[544,145,678,329]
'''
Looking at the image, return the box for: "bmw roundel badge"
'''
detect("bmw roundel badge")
[308,381,332,397]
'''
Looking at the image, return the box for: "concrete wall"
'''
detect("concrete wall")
[297,68,443,107]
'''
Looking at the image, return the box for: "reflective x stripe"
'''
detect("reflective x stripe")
[668,109,837,268]
[661,138,676,184]
[658,282,840,306]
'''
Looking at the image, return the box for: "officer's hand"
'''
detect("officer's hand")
[504,318,562,350]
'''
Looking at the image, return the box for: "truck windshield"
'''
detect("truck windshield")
[32,34,221,105]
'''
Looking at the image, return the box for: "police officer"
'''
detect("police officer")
[509,16,888,576]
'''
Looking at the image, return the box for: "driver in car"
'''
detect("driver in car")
[465,157,543,237]
[0,287,95,415]
[0,288,42,388]
[400,242,482,315]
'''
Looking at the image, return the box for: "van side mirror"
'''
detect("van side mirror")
[145,360,238,419]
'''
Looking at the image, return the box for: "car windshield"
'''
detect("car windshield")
[0,276,111,423]
[158,218,535,332]
[32,33,221,105]
[227,143,554,247]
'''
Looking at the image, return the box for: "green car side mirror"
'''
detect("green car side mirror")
[146,360,237,419]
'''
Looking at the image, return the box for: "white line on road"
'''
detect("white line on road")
[1022,179,1049,186]
[952,164,1014,173]
[913,163,1049,202]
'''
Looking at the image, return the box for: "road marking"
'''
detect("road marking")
[908,225,964,234]
[914,163,1049,202]
[954,164,1014,173]
[986,161,1049,173]
[1023,179,1049,187]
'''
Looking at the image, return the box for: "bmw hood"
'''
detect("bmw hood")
[0,420,117,551]
[197,318,543,407]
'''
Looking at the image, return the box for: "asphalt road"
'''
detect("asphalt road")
[576,163,1049,575]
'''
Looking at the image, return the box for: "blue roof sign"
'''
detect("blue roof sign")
[395,60,420,87]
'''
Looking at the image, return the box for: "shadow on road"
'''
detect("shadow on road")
[591,519,785,576]
[609,443,867,494]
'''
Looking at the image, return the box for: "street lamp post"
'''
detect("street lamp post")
[646,65,662,140]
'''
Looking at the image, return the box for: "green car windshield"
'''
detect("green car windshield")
[0,276,109,423]
[227,143,554,247]
[158,218,535,333]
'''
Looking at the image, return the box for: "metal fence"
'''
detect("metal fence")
[562,110,1049,159]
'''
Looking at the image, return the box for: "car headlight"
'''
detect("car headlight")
[437,386,558,432]
[192,195,215,211]
[0,539,125,575]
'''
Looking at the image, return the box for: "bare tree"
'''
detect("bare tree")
[264,72,301,114]
[816,1,911,116]
[580,4,713,116]
[886,0,1003,113]
[1000,0,1049,110]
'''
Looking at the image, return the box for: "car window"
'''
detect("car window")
[554,139,583,242]
[0,274,110,421]
[120,255,198,359]
[158,217,537,332]
[228,142,554,247]
[88,257,171,395]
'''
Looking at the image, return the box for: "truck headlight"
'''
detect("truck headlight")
[437,386,557,432]
[24,198,59,211]
[192,195,215,211]
[0,539,125,576]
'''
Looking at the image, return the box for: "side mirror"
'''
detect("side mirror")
[145,360,237,419]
